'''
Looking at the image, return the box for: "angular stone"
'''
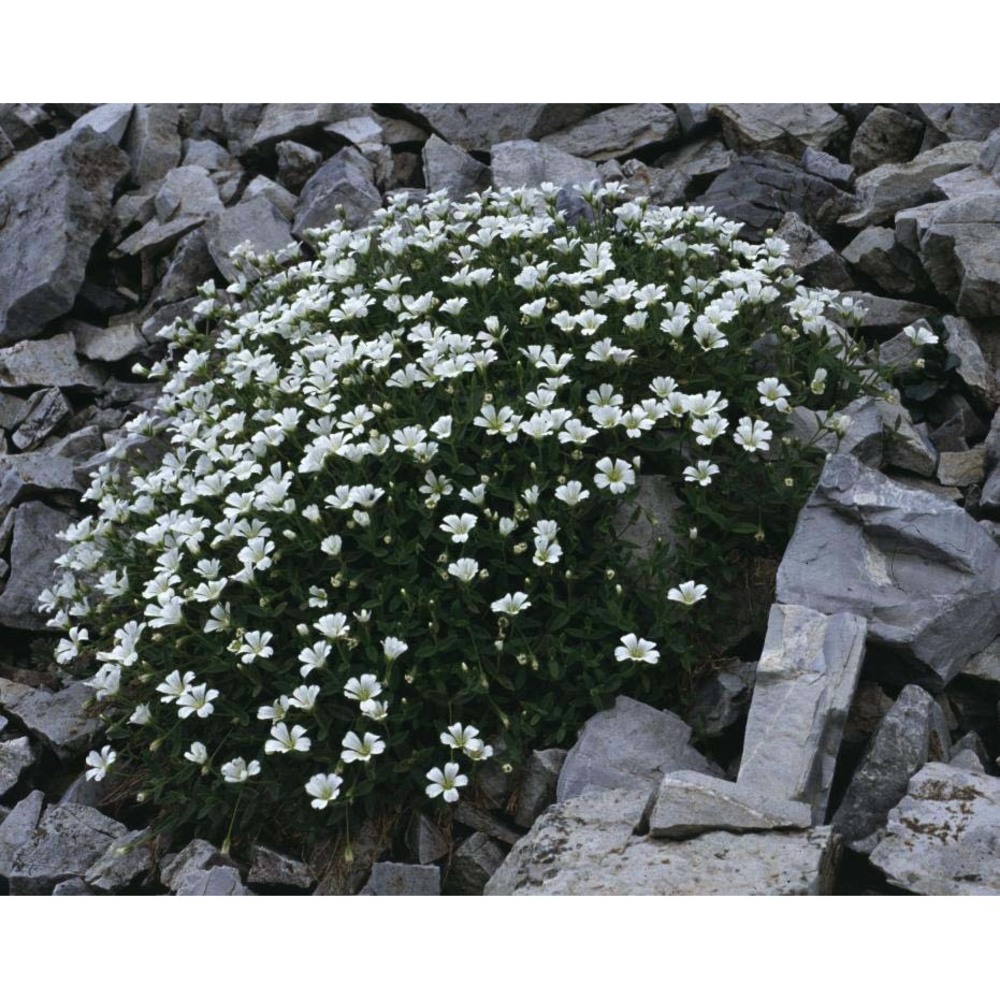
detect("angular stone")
[772,213,852,290]
[0,680,102,759]
[937,446,985,487]
[846,292,938,334]
[850,106,925,174]
[175,865,252,895]
[10,387,70,450]
[0,337,101,394]
[961,636,1000,684]
[612,474,682,580]
[153,165,223,223]
[490,139,601,191]
[832,685,951,853]
[0,736,35,796]
[0,790,44,878]
[446,832,506,895]
[599,159,688,206]
[406,813,450,866]
[703,151,858,240]
[840,141,983,228]
[776,454,1000,688]
[407,104,598,153]
[737,604,866,823]
[84,828,153,892]
[485,787,840,895]
[949,748,987,774]
[421,134,489,198]
[710,104,847,157]
[359,861,440,896]
[675,103,711,133]
[950,731,991,772]
[0,126,14,162]
[915,104,1000,142]
[513,748,568,829]
[182,138,239,172]
[275,140,322,194]
[841,226,926,298]
[689,660,757,738]
[8,803,126,895]
[869,762,1000,894]
[219,104,266,156]
[292,147,381,239]
[0,127,129,343]
[541,104,679,161]
[917,188,1000,317]
[159,838,228,890]
[942,315,998,405]
[72,316,145,364]
[240,176,296,221]
[452,800,520,846]
[124,104,181,187]
[557,695,720,803]
[114,213,204,259]
[247,844,315,891]
[250,103,367,150]
[52,877,94,895]
[931,164,998,201]
[649,770,811,838]
[204,197,294,282]
[325,116,383,148]
[801,148,855,187]
[0,503,73,629]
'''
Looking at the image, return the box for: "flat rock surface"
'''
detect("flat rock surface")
[869,762,1000,894]
[0,679,102,759]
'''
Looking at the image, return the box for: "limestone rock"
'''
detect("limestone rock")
[915,104,1000,143]
[153,165,223,223]
[776,454,1000,688]
[869,762,1000,894]
[850,106,924,174]
[359,861,440,895]
[0,127,129,343]
[250,103,367,150]
[10,387,71,450]
[124,104,181,187]
[204,197,294,282]
[832,685,952,853]
[738,604,866,823]
[159,839,228,891]
[421,134,490,198]
[937,446,985,487]
[513,748,568,829]
[446,832,507,895]
[773,212,852,290]
[689,659,757,738]
[248,845,315,891]
[801,148,855,187]
[292,147,381,239]
[612,474,682,580]
[275,140,322,194]
[710,104,847,157]
[0,680,102,759]
[557,695,720,803]
[175,865,252,895]
[0,790,44,879]
[84,828,153,892]
[841,226,926,298]
[405,814,450,866]
[0,736,35,797]
[490,139,601,190]
[541,104,679,162]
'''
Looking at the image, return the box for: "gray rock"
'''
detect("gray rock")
[801,148,855,187]
[275,140,322,194]
[869,761,1000,894]
[917,187,1000,317]
[0,127,129,343]
[204,197,294,282]
[674,103,711,133]
[772,213,852,290]
[453,800,521,846]
[153,165,223,223]
[68,104,134,145]
[0,333,105,389]
[541,104,679,162]
[0,104,47,149]
[124,104,181,187]
[114,213,204,259]
[159,838,228,890]
[942,315,998,406]
[831,685,951,853]
[491,139,601,191]
[10,387,70,450]
[0,503,73,630]
[931,164,998,201]
[961,636,1000,683]
[776,454,1000,688]
[84,828,153,892]
[0,680,102,759]
[710,104,847,157]
[406,813,450,866]
[241,176,297,221]
[359,861,440,895]
[0,789,44,878]
[446,832,506,895]
[600,159,688,206]
[513,748,568,829]
[840,141,983,227]
[949,731,991,772]
[703,151,858,240]
[219,104,265,156]
[948,748,986,774]
[738,604,866,823]
[181,138,239,172]
[0,452,83,508]
[0,126,13,162]
[982,127,1000,178]
[292,147,381,239]
[612,474,683,581]
[72,316,145,363]
[247,845,315,891]
[937,446,985,487]
[876,328,924,377]
[407,103,598,153]
[841,226,926,298]
[557,695,720,803]
[325,116,383,148]
[915,104,1000,143]
[421,134,490,198]
[649,770,811,838]
[485,787,840,895]
[175,865,252,895]
[8,802,126,895]
[0,736,35,797]
[845,292,937,333]
[689,660,757,738]
[850,106,924,174]
[250,103,367,150]
[654,136,735,185]
[52,877,94,895]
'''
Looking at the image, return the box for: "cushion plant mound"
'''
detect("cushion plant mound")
[41,182,885,853]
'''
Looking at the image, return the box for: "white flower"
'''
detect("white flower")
[184,741,208,764]
[757,377,791,411]
[903,323,939,346]
[440,513,478,543]
[237,630,274,664]
[257,696,291,722]
[84,663,121,701]
[156,669,195,703]
[361,698,390,721]
[265,722,312,754]
[341,730,386,763]
[430,415,454,439]
[668,581,709,606]
[289,685,321,711]
[85,745,116,782]
[440,723,479,750]
[683,460,720,487]
[691,412,729,445]
[299,641,331,677]
[425,761,468,803]
[463,740,494,762]
[315,612,350,639]
[498,517,517,537]
[382,636,408,662]
[448,558,479,582]
[305,773,343,809]
[810,368,828,395]
[554,480,590,506]
[490,592,532,616]
[615,633,660,664]
[176,684,219,719]
[128,703,152,726]
[594,457,636,495]
[221,757,261,783]
[733,416,772,453]
[344,674,382,702]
